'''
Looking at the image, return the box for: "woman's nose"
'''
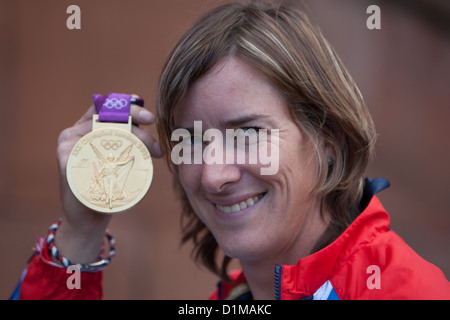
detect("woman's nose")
[200,162,241,194]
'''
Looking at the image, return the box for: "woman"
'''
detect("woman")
[12,1,449,300]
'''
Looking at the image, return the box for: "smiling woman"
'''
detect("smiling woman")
[157,0,375,281]
[155,1,449,300]
[172,56,333,300]
[12,0,450,300]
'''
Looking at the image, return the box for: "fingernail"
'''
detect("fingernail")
[139,109,155,123]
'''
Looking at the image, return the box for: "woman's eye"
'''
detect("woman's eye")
[240,127,261,136]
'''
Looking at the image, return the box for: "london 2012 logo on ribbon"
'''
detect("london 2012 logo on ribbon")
[102,98,128,110]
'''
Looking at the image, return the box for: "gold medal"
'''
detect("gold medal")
[66,115,153,213]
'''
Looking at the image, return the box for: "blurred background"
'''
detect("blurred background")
[0,0,449,299]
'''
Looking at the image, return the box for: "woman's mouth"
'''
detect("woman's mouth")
[215,193,265,213]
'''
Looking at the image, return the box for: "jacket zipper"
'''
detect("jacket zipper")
[274,265,282,300]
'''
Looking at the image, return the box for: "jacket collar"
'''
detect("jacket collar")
[276,193,390,299]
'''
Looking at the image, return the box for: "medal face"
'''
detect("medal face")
[66,127,153,213]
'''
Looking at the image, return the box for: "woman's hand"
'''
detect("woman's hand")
[54,98,162,264]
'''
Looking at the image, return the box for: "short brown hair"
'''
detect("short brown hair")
[156,0,376,281]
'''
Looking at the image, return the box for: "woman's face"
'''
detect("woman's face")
[173,57,327,264]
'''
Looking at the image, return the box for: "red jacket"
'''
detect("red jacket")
[12,179,450,300]
[12,238,102,300]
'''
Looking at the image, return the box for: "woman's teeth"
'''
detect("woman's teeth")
[216,194,264,213]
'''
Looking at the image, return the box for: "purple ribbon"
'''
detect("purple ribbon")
[93,93,144,123]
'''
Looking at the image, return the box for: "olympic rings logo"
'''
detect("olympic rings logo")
[103,98,128,109]
[101,139,123,150]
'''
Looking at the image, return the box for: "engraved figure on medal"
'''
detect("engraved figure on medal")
[88,142,135,209]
